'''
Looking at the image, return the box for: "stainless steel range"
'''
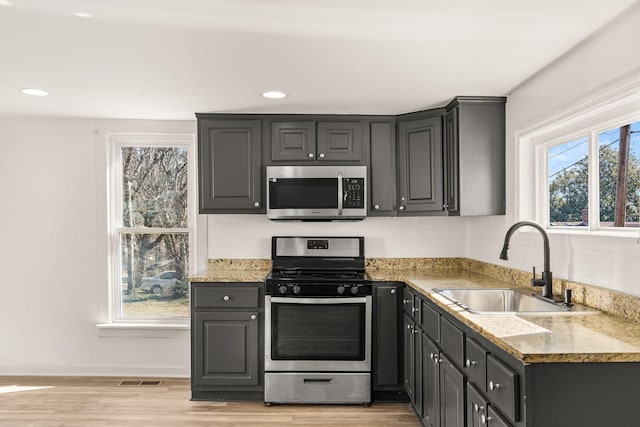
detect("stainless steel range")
[264,236,372,405]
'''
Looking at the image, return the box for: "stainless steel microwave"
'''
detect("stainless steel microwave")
[266,166,367,220]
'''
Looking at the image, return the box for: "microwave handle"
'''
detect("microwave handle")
[337,172,343,215]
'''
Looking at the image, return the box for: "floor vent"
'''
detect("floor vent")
[119,380,163,386]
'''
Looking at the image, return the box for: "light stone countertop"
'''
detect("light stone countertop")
[368,269,640,364]
[189,261,640,364]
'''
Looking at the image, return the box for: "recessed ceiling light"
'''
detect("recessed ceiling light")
[74,12,93,18]
[262,91,287,99]
[21,88,49,97]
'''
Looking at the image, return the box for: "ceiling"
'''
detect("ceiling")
[0,0,638,120]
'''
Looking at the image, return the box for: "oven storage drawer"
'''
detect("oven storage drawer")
[193,286,260,308]
[264,372,371,404]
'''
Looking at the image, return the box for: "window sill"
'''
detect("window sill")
[546,227,640,241]
[97,323,189,339]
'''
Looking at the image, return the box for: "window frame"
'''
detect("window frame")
[517,77,640,238]
[106,133,196,325]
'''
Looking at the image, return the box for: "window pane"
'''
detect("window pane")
[598,120,640,227]
[122,147,188,228]
[548,137,589,226]
[120,232,189,318]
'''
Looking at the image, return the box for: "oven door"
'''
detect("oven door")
[265,296,372,372]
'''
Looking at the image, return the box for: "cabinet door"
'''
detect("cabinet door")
[317,121,363,161]
[467,383,488,427]
[198,119,262,213]
[270,121,316,161]
[193,311,260,387]
[444,108,459,214]
[422,336,440,427]
[397,116,443,213]
[403,314,415,403]
[373,284,400,388]
[440,354,466,427]
[369,121,396,215]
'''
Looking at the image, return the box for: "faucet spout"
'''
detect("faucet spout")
[499,221,553,299]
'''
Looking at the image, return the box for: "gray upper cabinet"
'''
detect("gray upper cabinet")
[397,113,444,215]
[444,97,506,216]
[268,120,363,162]
[369,120,396,216]
[197,117,263,213]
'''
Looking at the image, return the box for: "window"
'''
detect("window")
[519,80,640,236]
[543,120,640,230]
[108,134,195,323]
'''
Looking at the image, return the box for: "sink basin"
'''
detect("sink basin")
[433,288,589,314]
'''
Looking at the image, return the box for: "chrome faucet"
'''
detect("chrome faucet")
[499,221,553,299]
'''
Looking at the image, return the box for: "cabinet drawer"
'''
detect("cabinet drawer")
[440,316,465,368]
[486,354,519,423]
[193,286,260,308]
[403,288,420,321]
[421,300,439,341]
[465,337,488,391]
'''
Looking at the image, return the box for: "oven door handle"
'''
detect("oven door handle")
[269,296,368,304]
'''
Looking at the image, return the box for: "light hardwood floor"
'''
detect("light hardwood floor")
[0,377,420,426]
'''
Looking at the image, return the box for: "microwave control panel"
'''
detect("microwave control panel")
[343,178,365,208]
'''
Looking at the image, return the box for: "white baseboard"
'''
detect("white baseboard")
[0,364,190,378]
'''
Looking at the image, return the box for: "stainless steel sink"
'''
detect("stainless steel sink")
[433,288,592,314]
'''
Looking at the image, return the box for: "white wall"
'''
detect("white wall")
[0,117,196,376]
[466,3,640,296]
[207,215,466,259]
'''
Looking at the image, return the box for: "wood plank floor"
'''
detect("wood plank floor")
[0,377,420,426]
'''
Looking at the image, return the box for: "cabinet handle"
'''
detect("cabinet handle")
[466,359,477,368]
[308,153,314,158]
[390,289,396,294]
[399,205,406,211]
[250,314,257,320]
[373,204,380,210]
[489,380,501,391]
[319,153,325,158]
[254,201,260,208]
[223,295,230,301]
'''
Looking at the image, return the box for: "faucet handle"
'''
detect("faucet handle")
[532,266,537,279]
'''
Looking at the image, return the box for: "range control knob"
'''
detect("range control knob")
[351,286,359,295]
[278,285,288,295]
[337,285,346,295]
[292,285,301,295]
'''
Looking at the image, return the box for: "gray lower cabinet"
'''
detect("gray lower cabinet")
[191,282,264,401]
[197,117,263,213]
[406,283,640,427]
[372,282,404,399]
[444,97,506,216]
[396,112,445,215]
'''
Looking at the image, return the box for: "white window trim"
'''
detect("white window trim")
[516,74,640,241]
[101,132,198,332]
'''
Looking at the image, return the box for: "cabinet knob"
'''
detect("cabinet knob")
[489,381,501,391]
[390,289,396,294]
[223,295,230,301]
[399,206,406,211]
[412,307,419,313]
[403,299,411,304]
[254,201,260,208]
[407,324,413,330]
[466,359,477,368]
[474,403,484,413]
[250,314,257,320]
[308,153,314,158]
[319,153,325,158]
[373,204,380,210]
[481,414,492,424]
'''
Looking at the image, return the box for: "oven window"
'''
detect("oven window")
[271,302,365,360]
[269,178,338,209]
